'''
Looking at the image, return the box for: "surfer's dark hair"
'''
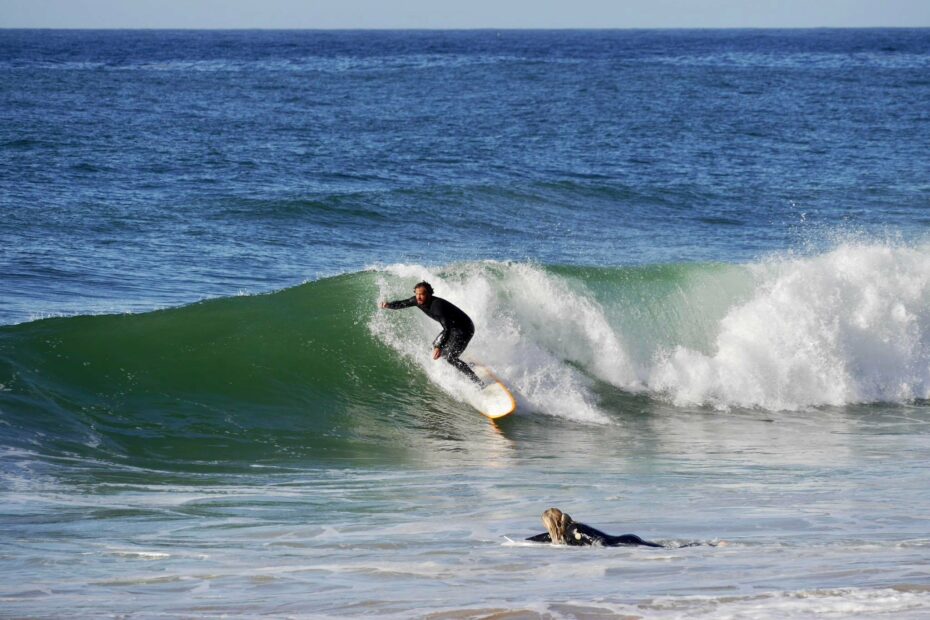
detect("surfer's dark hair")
[414,281,433,295]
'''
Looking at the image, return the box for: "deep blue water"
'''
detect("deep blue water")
[3,29,929,323]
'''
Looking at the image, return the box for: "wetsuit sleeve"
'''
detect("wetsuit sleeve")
[609,534,664,548]
[526,532,552,543]
[383,296,417,309]
[567,523,609,546]
[434,328,450,351]
[431,299,451,350]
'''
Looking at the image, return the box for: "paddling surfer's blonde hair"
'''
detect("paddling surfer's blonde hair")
[542,507,574,545]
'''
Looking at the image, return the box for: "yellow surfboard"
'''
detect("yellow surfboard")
[466,363,516,420]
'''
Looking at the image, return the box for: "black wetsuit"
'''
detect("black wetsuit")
[384,296,481,384]
[526,523,663,548]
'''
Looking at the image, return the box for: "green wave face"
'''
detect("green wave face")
[0,272,422,469]
[6,246,928,469]
[1,260,755,468]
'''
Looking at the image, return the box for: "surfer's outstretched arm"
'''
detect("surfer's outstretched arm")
[379,296,417,309]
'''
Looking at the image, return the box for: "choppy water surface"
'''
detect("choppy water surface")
[5,404,930,617]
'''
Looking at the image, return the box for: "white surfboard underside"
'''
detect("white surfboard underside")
[467,364,516,419]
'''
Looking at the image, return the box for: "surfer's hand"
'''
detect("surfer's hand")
[432,347,442,360]
[379,301,388,309]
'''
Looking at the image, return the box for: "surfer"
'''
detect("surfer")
[379,281,482,384]
[526,508,664,547]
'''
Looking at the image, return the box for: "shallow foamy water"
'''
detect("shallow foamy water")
[4,403,929,618]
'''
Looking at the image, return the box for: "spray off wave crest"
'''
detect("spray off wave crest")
[372,242,930,414]
[652,244,930,409]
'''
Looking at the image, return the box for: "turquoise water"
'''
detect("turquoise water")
[3,30,930,617]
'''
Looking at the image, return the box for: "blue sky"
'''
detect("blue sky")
[1,0,929,29]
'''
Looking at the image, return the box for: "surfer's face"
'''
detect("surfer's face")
[414,287,431,305]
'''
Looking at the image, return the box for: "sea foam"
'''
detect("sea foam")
[652,243,930,410]
[374,243,930,415]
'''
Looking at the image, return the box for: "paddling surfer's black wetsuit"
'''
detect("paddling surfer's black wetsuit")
[383,296,481,384]
[526,523,663,548]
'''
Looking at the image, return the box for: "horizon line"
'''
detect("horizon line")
[2,26,929,31]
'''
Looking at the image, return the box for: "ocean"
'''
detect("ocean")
[2,29,930,618]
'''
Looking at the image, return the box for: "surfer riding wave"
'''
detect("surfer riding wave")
[379,281,482,384]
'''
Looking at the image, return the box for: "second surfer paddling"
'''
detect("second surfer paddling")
[379,281,482,385]
[526,507,664,547]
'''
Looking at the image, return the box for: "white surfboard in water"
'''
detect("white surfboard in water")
[466,363,516,420]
